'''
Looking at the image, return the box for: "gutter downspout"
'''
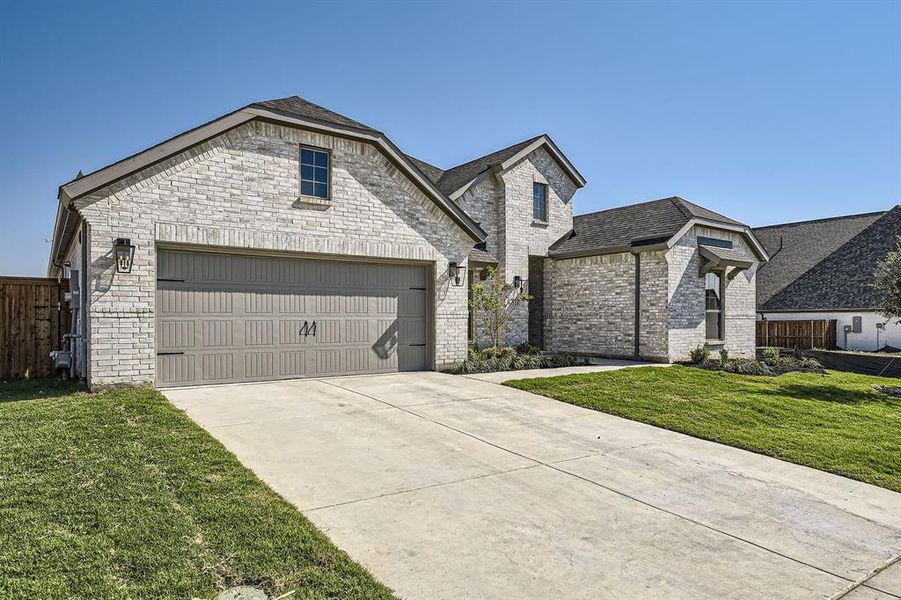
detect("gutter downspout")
[633,251,641,359]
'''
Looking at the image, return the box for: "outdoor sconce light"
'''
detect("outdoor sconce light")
[114,238,135,273]
[448,262,466,287]
[512,275,524,289]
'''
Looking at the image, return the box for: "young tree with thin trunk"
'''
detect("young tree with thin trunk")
[469,266,531,348]
[875,236,901,323]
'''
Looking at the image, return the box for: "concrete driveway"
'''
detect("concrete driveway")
[164,371,901,600]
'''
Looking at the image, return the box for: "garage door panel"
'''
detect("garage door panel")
[398,346,427,371]
[397,318,427,344]
[279,351,307,376]
[277,293,307,314]
[278,320,310,345]
[201,290,233,314]
[244,320,274,346]
[314,320,342,344]
[315,295,342,314]
[158,321,196,350]
[156,250,430,387]
[343,295,369,314]
[245,352,275,379]
[244,256,275,283]
[158,354,196,384]
[158,288,196,314]
[201,353,234,381]
[244,292,274,314]
[158,250,194,281]
[399,290,427,316]
[344,320,369,343]
[201,320,233,347]
[314,349,342,375]
[375,295,398,314]
[194,253,233,282]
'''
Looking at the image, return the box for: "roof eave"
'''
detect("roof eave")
[549,241,669,260]
[47,201,81,277]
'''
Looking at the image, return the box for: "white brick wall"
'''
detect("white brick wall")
[544,252,637,356]
[75,121,474,387]
[544,227,757,362]
[457,145,578,347]
[667,225,758,361]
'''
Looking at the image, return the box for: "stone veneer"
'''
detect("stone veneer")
[73,121,475,387]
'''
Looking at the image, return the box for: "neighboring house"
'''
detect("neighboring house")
[754,207,901,351]
[48,95,766,389]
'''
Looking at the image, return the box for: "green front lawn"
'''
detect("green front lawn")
[0,380,395,600]
[505,366,901,493]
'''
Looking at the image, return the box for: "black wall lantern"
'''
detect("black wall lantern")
[448,262,466,287]
[114,238,135,273]
[512,275,524,290]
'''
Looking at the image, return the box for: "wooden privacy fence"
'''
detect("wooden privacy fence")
[0,277,70,379]
[756,319,837,350]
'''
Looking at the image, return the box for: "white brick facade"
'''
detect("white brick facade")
[53,101,761,385]
[74,121,474,387]
[667,225,758,360]
[457,146,577,347]
[545,225,759,362]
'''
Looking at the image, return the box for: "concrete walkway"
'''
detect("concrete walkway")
[463,357,671,383]
[164,371,901,600]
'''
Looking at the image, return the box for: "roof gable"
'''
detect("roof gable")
[432,136,542,196]
[408,134,586,198]
[51,96,487,270]
[756,207,900,312]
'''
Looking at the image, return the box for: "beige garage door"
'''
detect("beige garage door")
[155,249,430,387]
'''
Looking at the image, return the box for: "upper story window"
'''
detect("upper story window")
[533,182,548,222]
[300,147,330,199]
[705,271,724,341]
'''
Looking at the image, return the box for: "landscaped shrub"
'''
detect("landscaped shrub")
[441,347,589,375]
[689,346,710,364]
[769,356,825,375]
[762,347,780,365]
[693,354,825,377]
[723,358,773,376]
[481,346,516,360]
[719,348,729,364]
[516,341,542,355]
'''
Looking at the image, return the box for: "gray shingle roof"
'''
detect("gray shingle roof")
[428,135,544,196]
[754,207,900,311]
[404,155,445,183]
[250,96,381,133]
[549,196,745,257]
[699,244,755,266]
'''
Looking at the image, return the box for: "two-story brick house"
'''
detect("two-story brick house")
[48,96,767,388]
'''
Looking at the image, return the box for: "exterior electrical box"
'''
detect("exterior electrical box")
[852,316,862,333]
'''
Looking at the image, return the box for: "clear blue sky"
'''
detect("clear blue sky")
[1,1,899,276]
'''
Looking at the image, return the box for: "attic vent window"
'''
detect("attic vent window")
[697,236,733,249]
[300,147,330,199]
